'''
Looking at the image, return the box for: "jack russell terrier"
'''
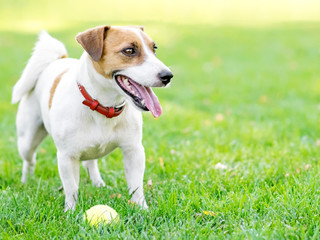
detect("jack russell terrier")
[12,25,173,211]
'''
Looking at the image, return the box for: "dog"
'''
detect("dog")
[12,25,173,211]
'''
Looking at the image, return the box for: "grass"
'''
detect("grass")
[1,19,320,239]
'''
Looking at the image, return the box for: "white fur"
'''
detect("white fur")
[13,28,171,211]
[12,31,67,104]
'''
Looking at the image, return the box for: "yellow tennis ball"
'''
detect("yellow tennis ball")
[84,205,119,226]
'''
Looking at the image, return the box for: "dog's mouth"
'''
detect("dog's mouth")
[115,75,162,118]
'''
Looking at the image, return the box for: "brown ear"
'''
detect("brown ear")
[76,25,110,62]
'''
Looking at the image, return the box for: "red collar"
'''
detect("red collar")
[77,82,125,118]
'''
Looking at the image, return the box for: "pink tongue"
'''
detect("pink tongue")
[129,81,162,118]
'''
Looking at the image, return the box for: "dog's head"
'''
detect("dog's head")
[76,25,173,118]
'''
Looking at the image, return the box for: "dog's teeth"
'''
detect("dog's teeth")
[124,79,130,87]
[141,99,145,105]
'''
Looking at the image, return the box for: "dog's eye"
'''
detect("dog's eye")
[153,43,158,50]
[122,48,136,56]
[152,43,158,54]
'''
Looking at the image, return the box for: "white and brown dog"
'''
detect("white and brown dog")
[12,25,173,211]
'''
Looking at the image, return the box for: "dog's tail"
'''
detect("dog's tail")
[12,31,68,104]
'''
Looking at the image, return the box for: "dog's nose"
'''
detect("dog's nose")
[158,70,173,85]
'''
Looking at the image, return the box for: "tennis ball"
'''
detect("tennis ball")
[84,205,119,226]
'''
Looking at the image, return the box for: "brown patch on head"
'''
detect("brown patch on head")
[60,54,68,59]
[85,26,153,79]
[49,69,68,109]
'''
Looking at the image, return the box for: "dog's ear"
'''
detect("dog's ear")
[76,25,110,62]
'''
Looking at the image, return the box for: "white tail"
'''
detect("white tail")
[12,31,68,104]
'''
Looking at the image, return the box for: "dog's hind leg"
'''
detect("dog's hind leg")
[16,93,48,183]
[82,159,105,187]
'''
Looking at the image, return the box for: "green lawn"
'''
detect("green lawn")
[1,22,320,239]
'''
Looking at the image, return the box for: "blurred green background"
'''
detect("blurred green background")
[1,0,320,31]
[1,0,320,238]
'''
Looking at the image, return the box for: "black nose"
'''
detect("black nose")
[158,70,173,85]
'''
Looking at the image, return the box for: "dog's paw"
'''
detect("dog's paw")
[92,179,106,188]
[64,203,76,212]
[140,200,149,210]
[21,176,27,184]
[129,197,148,210]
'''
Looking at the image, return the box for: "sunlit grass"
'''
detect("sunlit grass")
[1,22,320,238]
[1,0,320,238]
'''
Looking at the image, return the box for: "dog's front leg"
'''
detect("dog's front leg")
[122,144,148,209]
[57,151,80,211]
